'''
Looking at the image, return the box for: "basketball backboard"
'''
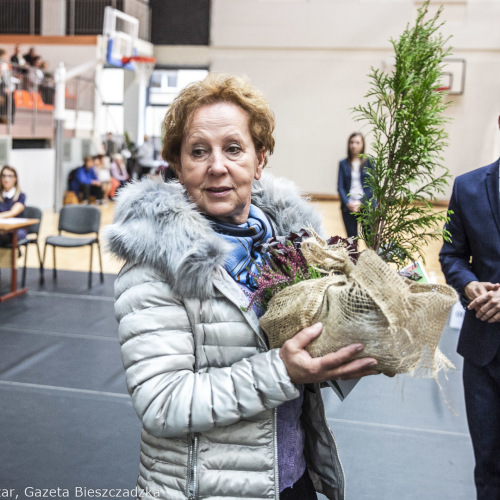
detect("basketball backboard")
[440,58,466,95]
[103,6,139,70]
[382,56,466,95]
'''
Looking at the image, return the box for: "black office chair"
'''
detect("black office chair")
[42,205,104,288]
[18,205,43,287]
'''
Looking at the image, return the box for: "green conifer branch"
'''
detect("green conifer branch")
[352,1,453,267]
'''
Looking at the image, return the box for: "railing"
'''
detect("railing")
[0,63,94,139]
[0,0,150,41]
[0,64,52,137]
[65,77,95,113]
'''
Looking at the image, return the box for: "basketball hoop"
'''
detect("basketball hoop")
[434,86,451,93]
[122,55,156,84]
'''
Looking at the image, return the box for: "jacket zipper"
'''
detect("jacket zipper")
[187,433,199,500]
[214,274,279,498]
[273,408,280,500]
[317,388,346,499]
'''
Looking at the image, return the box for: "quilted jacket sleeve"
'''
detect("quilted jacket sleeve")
[114,263,300,439]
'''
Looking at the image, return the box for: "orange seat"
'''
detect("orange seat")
[13,90,54,111]
[35,92,54,111]
[21,90,34,109]
[13,90,25,108]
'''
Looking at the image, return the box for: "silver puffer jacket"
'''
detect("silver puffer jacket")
[105,173,346,500]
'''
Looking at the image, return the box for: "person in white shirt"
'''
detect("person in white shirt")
[10,45,26,67]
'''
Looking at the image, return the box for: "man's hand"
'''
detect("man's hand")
[468,287,500,323]
[464,281,500,302]
[279,323,379,384]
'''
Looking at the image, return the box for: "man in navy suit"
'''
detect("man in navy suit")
[440,118,500,500]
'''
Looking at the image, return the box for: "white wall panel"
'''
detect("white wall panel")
[211,1,412,49]
[11,149,56,211]
[152,0,500,199]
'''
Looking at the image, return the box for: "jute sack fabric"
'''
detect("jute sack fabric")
[260,234,458,377]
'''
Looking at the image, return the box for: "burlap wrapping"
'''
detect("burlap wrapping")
[259,234,458,377]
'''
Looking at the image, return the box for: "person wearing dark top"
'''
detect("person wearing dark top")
[23,47,37,66]
[10,45,26,66]
[104,132,121,158]
[70,156,104,204]
[0,165,27,246]
[440,117,500,499]
[337,132,373,238]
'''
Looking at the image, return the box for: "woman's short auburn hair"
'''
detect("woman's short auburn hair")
[161,73,275,168]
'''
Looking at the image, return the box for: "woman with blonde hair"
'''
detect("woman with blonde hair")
[0,165,27,245]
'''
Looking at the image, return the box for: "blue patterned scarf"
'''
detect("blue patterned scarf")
[207,204,274,291]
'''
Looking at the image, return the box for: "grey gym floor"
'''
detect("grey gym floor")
[0,269,475,499]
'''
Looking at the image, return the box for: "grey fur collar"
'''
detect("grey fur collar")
[105,172,324,299]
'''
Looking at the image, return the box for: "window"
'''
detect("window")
[147,68,209,106]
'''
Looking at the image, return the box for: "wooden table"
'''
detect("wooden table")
[0,217,39,302]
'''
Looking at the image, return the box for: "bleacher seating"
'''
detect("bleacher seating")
[13,90,54,111]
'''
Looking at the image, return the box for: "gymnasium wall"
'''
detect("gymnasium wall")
[154,0,500,200]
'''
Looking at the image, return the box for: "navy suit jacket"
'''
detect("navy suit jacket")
[337,158,373,208]
[440,159,500,366]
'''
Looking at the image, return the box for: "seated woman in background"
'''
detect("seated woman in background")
[109,153,129,199]
[94,154,111,201]
[0,165,27,246]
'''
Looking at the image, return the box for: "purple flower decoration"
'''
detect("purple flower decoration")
[247,229,357,311]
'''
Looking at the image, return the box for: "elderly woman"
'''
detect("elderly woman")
[106,74,378,500]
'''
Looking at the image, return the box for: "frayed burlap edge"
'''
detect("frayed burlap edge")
[260,231,458,379]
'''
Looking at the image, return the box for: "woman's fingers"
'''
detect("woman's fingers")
[280,323,379,384]
[318,343,365,367]
[287,322,323,349]
[323,357,379,381]
[318,346,377,380]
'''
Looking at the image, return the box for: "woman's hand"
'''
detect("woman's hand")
[346,201,361,213]
[279,322,379,384]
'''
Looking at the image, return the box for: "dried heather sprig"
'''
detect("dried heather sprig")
[246,230,357,312]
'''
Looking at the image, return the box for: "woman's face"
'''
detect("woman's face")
[177,102,264,225]
[1,169,17,191]
[349,135,364,157]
